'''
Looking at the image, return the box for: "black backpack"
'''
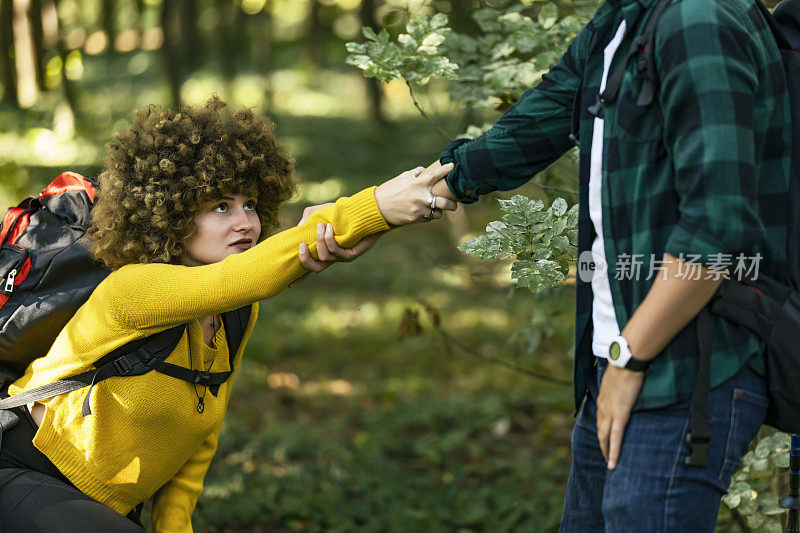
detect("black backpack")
[595,0,800,467]
[700,0,800,438]
[0,172,251,420]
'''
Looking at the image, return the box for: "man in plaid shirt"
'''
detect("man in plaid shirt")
[429,0,792,529]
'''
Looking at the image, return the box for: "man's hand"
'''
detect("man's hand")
[596,365,644,470]
[594,253,725,469]
[427,160,458,202]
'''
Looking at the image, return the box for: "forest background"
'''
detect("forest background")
[0,0,790,531]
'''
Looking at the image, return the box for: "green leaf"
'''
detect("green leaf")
[770,451,789,469]
[551,197,568,217]
[759,499,785,516]
[346,55,370,67]
[537,2,559,30]
[473,8,502,33]
[398,34,417,49]
[362,26,379,41]
[492,42,516,60]
[751,458,770,472]
[551,235,570,252]
[749,473,772,492]
[761,518,784,533]
[430,13,448,29]
[345,42,366,54]
[552,216,568,236]
[528,198,545,212]
[755,438,773,459]
[407,19,424,42]
[502,212,528,227]
[722,492,741,509]
[728,481,753,497]
[567,229,579,245]
[486,221,508,234]
[738,494,758,515]
[745,512,764,529]
[566,203,579,227]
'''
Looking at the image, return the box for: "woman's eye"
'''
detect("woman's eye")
[214,203,228,213]
[244,201,256,211]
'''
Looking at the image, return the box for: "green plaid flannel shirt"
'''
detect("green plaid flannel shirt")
[441,0,792,411]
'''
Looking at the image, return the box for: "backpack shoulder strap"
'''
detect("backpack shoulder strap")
[760,0,794,51]
[0,305,253,414]
[222,305,252,364]
[685,307,714,467]
[0,324,187,414]
[595,0,673,114]
[206,305,252,396]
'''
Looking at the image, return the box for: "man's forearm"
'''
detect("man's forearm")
[622,253,723,362]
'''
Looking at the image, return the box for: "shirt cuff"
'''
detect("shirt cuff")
[664,218,740,265]
[440,138,481,204]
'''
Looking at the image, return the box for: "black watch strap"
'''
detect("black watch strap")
[625,356,652,372]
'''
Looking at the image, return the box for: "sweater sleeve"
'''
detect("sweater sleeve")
[103,186,389,330]
[150,419,222,532]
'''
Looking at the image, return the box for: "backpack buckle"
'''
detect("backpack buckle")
[112,357,133,375]
[684,432,710,467]
[193,371,212,387]
[587,94,605,119]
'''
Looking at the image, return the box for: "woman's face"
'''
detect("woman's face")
[181,193,261,267]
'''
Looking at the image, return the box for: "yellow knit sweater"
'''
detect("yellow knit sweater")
[7,187,389,532]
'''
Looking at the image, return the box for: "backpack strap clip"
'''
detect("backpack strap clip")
[192,371,212,387]
[112,356,133,376]
[685,307,714,467]
[684,432,711,467]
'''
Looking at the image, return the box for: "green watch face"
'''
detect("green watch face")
[609,341,621,361]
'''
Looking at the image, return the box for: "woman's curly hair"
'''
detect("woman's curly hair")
[88,97,296,269]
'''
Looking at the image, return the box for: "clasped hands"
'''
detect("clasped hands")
[290,161,457,286]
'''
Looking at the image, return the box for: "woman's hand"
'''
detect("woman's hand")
[290,205,384,287]
[373,162,457,226]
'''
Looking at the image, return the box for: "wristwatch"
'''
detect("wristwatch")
[607,335,652,372]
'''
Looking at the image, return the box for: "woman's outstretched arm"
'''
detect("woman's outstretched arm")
[99,163,455,331]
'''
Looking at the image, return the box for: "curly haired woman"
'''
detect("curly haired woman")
[0,98,455,532]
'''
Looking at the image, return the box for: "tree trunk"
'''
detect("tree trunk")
[306,0,322,67]
[0,0,19,107]
[448,0,480,36]
[180,0,198,70]
[102,0,115,51]
[161,0,181,108]
[217,0,236,79]
[29,0,44,90]
[359,0,384,124]
[52,0,79,126]
[255,1,272,110]
[134,0,144,30]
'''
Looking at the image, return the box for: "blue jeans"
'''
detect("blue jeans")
[560,359,768,532]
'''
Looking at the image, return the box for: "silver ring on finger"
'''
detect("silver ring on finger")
[428,195,437,210]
